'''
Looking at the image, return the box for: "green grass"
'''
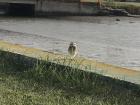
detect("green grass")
[0,50,140,105]
[82,0,140,14]
[103,1,140,14]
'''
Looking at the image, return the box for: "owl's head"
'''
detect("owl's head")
[69,42,77,47]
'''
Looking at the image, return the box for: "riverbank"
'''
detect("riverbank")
[0,50,140,105]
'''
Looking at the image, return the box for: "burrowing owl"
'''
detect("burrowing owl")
[68,42,78,58]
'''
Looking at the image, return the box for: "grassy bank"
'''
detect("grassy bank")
[82,0,140,15]
[104,2,140,15]
[0,50,140,105]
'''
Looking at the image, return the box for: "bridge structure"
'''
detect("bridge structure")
[0,0,97,16]
[0,0,36,4]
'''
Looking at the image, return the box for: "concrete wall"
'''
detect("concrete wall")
[35,1,97,15]
[35,1,80,13]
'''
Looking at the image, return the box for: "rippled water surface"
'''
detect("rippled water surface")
[0,16,140,71]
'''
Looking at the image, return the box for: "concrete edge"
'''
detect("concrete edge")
[0,40,140,84]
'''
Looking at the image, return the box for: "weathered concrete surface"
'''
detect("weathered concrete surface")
[35,1,80,14]
[0,0,36,4]
[0,40,140,84]
[35,1,99,15]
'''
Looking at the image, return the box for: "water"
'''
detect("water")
[0,16,140,71]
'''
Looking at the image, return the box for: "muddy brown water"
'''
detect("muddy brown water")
[0,16,140,71]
